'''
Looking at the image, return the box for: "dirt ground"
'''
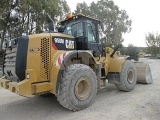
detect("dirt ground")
[0,58,160,120]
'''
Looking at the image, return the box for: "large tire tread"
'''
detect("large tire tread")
[115,60,137,92]
[57,64,97,111]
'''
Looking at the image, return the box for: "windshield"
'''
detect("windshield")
[63,22,83,37]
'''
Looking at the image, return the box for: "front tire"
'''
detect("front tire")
[115,60,137,91]
[57,64,97,111]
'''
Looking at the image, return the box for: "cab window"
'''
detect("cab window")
[71,22,83,37]
[65,27,72,35]
[86,23,95,42]
[63,22,83,37]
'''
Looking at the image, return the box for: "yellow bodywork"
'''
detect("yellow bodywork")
[0,33,126,97]
[0,33,74,96]
[0,69,52,96]
[95,47,125,75]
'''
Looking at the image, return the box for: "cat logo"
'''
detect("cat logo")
[65,40,74,49]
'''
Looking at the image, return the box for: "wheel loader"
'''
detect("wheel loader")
[0,13,152,111]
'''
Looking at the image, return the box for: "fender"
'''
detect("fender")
[108,56,129,73]
[107,56,132,84]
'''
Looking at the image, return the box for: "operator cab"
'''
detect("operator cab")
[58,14,102,57]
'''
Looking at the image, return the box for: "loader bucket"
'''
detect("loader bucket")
[134,62,153,84]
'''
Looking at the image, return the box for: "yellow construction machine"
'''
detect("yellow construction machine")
[0,14,152,111]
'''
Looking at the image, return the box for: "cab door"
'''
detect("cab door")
[85,22,102,57]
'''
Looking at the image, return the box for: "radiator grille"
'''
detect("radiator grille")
[40,38,50,80]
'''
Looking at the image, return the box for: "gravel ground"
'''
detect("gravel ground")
[0,58,160,120]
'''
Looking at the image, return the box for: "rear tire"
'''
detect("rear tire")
[57,64,97,111]
[115,60,137,91]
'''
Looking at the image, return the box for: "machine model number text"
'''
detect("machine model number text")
[54,38,74,49]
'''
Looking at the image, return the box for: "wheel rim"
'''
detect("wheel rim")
[75,77,91,100]
[127,69,134,84]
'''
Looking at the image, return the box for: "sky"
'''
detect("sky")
[66,0,160,47]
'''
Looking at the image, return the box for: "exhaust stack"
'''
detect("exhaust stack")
[46,15,54,32]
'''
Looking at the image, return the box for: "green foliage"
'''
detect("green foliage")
[0,0,132,51]
[119,47,126,55]
[145,32,160,57]
[74,0,132,47]
[125,44,138,61]
[0,0,70,50]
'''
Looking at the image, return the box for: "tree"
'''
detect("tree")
[0,0,18,49]
[125,44,138,61]
[0,0,70,50]
[145,32,160,57]
[74,0,132,47]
